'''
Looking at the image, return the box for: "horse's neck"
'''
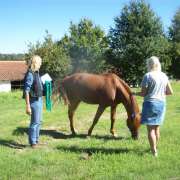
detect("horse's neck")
[121,92,138,118]
[121,98,132,118]
[117,78,139,117]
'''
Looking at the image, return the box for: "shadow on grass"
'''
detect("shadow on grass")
[12,127,127,140]
[56,145,131,155]
[13,127,74,139]
[0,139,27,149]
[56,145,150,157]
[92,134,128,141]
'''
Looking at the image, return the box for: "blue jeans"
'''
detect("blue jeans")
[29,97,43,145]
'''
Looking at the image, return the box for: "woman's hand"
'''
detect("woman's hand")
[132,87,147,97]
[26,105,31,115]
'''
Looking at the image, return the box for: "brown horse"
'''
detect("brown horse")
[56,73,141,139]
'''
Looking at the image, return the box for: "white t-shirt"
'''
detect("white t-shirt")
[141,71,169,102]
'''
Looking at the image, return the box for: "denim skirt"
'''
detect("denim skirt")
[141,100,166,125]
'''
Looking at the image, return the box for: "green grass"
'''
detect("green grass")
[0,82,180,180]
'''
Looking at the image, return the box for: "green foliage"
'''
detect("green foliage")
[25,32,70,80]
[169,8,180,79]
[59,18,108,73]
[108,0,170,85]
[169,8,180,42]
[0,53,24,60]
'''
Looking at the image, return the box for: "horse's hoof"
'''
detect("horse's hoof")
[71,132,77,136]
[87,133,92,137]
[87,130,92,136]
[132,136,138,140]
[86,135,91,139]
[112,133,118,138]
[110,130,118,138]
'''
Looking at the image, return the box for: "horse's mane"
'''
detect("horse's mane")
[117,77,139,113]
[118,77,132,95]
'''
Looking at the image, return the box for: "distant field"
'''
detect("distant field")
[0,82,180,180]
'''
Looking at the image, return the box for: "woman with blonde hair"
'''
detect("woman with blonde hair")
[23,55,44,148]
[135,56,173,156]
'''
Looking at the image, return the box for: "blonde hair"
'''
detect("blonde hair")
[30,55,42,72]
[146,56,161,72]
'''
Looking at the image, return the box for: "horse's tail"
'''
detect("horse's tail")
[60,82,70,106]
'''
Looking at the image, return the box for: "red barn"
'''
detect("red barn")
[0,61,27,92]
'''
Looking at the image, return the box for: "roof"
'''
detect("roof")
[0,61,28,81]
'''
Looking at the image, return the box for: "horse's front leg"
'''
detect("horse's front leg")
[110,104,118,137]
[88,105,105,136]
[68,101,80,136]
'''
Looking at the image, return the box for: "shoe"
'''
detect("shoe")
[31,144,37,149]
[152,151,158,157]
[36,142,47,146]
[154,152,158,157]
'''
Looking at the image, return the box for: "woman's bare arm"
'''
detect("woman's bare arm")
[166,81,173,95]
[134,87,147,97]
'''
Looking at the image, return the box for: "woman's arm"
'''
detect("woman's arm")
[24,71,33,115]
[134,87,147,97]
[25,92,32,115]
[166,81,173,95]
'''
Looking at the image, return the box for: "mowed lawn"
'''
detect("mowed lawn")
[0,82,180,180]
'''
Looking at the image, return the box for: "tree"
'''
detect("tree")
[169,8,180,79]
[25,32,70,80]
[58,18,108,73]
[0,53,24,60]
[107,0,170,85]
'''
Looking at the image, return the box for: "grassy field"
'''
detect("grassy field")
[0,82,180,180]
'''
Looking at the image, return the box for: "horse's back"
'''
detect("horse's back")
[62,73,118,105]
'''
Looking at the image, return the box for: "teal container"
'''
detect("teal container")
[45,81,52,111]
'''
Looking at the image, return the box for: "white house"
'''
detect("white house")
[0,61,27,92]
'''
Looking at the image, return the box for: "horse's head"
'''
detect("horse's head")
[125,94,141,140]
[116,78,141,139]
[127,112,141,139]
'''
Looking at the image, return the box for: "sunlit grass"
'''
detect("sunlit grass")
[0,82,180,180]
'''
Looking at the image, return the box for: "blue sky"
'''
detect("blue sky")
[0,0,179,54]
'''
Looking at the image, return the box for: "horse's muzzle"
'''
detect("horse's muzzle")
[132,133,139,140]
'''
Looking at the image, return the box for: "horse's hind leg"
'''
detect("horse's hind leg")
[68,101,80,135]
[88,105,106,136]
[110,105,118,137]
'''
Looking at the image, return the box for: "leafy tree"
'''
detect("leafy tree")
[25,32,70,80]
[107,0,170,85]
[169,8,180,79]
[58,18,108,73]
[0,53,24,60]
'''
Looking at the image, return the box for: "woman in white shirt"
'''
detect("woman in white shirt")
[136,56,173,157]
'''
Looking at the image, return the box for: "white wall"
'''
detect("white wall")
[0,81,11,92]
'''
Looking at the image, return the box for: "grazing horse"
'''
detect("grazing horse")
[56,73,141,139]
